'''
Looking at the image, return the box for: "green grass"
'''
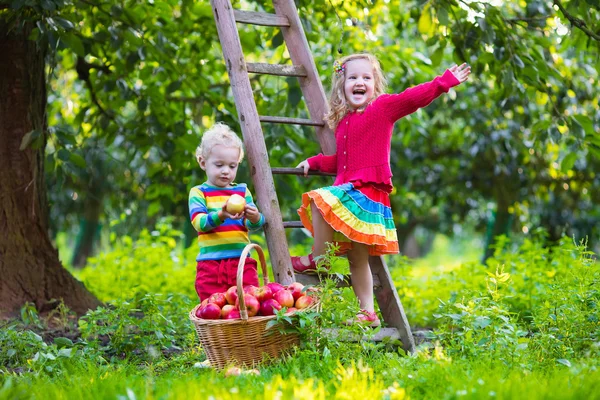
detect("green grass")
[2,229,599,399]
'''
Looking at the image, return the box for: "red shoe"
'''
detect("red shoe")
[291,254,318,274]
[357,310,381,327]
[344,310,381,327]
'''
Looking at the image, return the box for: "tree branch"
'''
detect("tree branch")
[553,0,600,42]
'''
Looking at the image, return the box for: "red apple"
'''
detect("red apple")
[225,285,238,305]
[199,303,221,319]
[254,285,273,302]
[208,292,227,308]
[224,309,241,320]
[273,289,294,308]
[221,304,237,319]
[285,307,298,314]
[236,294,260,317]
[260,299,282,316]
[295,295,314,310]
[266,282,285,295]
[287,282,305,301]
[226,194,246,214]
[243,285,259,297]
[200,298,209,308]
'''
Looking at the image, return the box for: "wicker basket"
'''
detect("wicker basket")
[189,243,302,369]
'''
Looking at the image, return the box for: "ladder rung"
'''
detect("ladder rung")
[322,327,401,342]
[283,221,304,228]
[273,168,336,177]
[246,62,307,77]
[260,116,325,126]
[295,271,381,288]
[233,10,290,27]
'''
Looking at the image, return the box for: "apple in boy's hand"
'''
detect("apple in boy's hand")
[259,299,282,316]
[254,285,273,302]
[226,194,246,214]
[199,303,221,319]
[236,294,260,317]
[208,292,227,308]
[273,290,294,308]
[287,282,305,301]
[225,285,238,305]
[266,282,285,295]
[295,295,314,310]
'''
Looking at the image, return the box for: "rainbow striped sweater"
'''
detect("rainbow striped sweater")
[189,182,265,261]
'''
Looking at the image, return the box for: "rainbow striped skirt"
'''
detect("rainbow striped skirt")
[297,182,399,256]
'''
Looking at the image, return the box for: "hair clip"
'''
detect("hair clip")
[333,60,345,76]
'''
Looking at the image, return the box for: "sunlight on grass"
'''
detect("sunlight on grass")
[408,234,484,278]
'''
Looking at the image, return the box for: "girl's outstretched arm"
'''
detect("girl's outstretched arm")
[378,64,470,122]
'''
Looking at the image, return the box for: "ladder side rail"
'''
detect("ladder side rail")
[272,0,336,155]
[370,255,416,353]
[210,0,295,285]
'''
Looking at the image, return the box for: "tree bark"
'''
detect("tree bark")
[0,21,101,317]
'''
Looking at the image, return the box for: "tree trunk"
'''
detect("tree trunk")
[0,21,101,317]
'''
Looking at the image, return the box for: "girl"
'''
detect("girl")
[291,53,470,325]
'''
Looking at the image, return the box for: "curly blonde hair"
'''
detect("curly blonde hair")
[324,53,387,130]
[196,123,244,165]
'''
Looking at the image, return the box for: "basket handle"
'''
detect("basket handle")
[236,243,270,321]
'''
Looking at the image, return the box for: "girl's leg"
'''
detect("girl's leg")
[297,200,334,267]
[347,241,374,312]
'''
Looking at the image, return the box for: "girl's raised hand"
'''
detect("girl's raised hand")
[449,63,471,83]
[296,159,310,177]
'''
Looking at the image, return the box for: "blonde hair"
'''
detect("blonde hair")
[324,53,387,130]
[196,122,244,164]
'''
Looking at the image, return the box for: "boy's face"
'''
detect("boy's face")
[200,145,240,188]
[343,58,375,110]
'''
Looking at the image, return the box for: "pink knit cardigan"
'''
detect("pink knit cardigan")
[307,70,460,193]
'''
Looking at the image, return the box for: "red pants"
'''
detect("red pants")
[195,257,259,301]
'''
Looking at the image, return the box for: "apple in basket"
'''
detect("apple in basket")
[225,285,238,305]
[285,307,298,314]
[259,298,282,316]
[266,282,285,295]
[208,292,227,308]
[198,303,221,319]
[236,294,260,317]
[243,285,259,297]
[224,309,241,320]
[221,304,237,319]
[254,285,273,302]
[287,282,305,301]
[226,194,246,214]
[295,295,314,310]
[273,289,294,308]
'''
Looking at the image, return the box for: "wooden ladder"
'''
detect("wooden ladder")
[209,0,415,353]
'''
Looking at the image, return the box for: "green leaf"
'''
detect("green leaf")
[560,152,577,173]
[166,81,182,94]
[20,129,41,150]
[513,55,524,68]
[55,17,75,30]
[418,6,433,35]
[69,152,86,169]
[437,6,449,26]
[556,359,571,367]
[54,337,74,348]
[57,149,70,161]
[61,32,85,57]
[573,115,595,135]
